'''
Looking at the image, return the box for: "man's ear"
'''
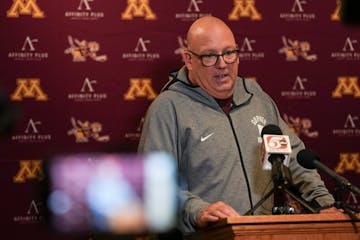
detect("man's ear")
[182,49,192,70]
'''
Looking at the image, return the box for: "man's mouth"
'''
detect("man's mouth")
[214,74,229,81]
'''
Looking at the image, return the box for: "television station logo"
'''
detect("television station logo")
[65,0,104,20]
[281,75,317,99]
[67,117,110,143]
[238,37,265,61]
[279,0,316,22]
[174,0,211,22]
[331,37,360,61]
[10,78,48,101]
[332,76,360,98]
[121,0,157,20]
[279,36,317,61]
[7,0,45,18]
[262,134,291,170]
[122,37,160,61]
[283,113,319,138]
[13,200,43,224]
[8,36,48,61]
[332,114,360,137]
[64,35,107,62]
[68,77,107,102]
[228,0,262,21]
[12,118,52,143]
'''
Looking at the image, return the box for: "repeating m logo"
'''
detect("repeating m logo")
[7,0,45,18]
[332,76,360,98]
[228,0,262,21]
[13,160,44,183]
[335,153,360,174]
[10,78,48,101]
[123,78,157,100]
[121,0,157,20]
[331,0,341,21]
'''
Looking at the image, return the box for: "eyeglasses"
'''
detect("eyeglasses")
[186,49,240,67]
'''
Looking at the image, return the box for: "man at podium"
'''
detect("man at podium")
[138,16,336,237]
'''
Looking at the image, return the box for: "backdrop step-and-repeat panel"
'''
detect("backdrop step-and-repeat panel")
[0,0,359,239]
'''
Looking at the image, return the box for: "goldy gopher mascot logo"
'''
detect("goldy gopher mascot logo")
[67,117,110,143]
[64,36,107,62]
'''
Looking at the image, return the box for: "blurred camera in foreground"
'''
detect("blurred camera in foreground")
[44,152,178,236]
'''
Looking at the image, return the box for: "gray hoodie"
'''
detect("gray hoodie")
[138,66,335,233]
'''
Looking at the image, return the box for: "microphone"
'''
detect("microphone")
[260,124,292,183]
[297,149,360,196]
[245,124,319,215]
[261,124,292,170]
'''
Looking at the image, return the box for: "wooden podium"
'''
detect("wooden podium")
[184,213,360,240]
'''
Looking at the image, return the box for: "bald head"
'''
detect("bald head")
[186,16,236,51]
[183,16,239,99]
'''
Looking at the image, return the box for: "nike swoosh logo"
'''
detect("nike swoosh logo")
[201,133,214,142]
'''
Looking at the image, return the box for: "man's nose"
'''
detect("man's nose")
[216,55,227,67]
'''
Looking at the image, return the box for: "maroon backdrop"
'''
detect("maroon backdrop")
[0,0,359,239]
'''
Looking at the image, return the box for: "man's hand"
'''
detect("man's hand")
[319,206,343,213]
[196,201,240,228]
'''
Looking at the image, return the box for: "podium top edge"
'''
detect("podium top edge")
[214,213,360,227]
